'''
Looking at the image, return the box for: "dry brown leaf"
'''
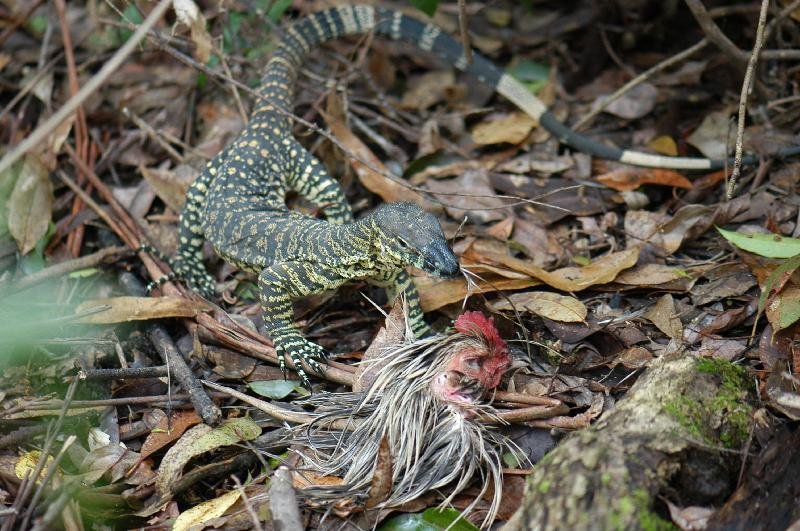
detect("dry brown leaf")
[624,205,711,257]
[173,490,241,531]
[75,296,210,324]
[485,217,514,240]
[8,154,53,255]
[475,248,640,292]
[615,346,653,369]
[400,70,455,110]
[765,286,800,332]
[765,362,800,420]
[471,111,537,145]
[141,410,203,459]
[615,263,690,285]
[41,117,74,170]
[153,418,260,500]
[647,135,678,156]
[426,169,506,223]
[697,337,747,361]
[365,436,393,509]
[416,275,540,312]
[490,291,587,322]
[644,294,683,339]
[173,0,212,63]
[596,166,692,192]
[601,82,657,119]
[325,113,435,209]
[496,154,574,175]
[293,470,345,489]
[139,164,196,212]
[687,108,734,160]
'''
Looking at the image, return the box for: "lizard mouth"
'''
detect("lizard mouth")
[422,242,460,277]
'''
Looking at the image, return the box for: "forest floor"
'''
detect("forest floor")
[0,1,799,529]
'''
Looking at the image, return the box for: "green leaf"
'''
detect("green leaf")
[753,253,800,334]
[119,4,144,41]
[717,227,800,258]
[421,509,478,530]
[503,451,521,468]
[267,0,293,22]
[410,0,439,17]
[507,59,549,83]
[19,221,55,275]
[378,509,478,531]
[68,267,100,279]
[26,15,48,36]
[248,380,299,399]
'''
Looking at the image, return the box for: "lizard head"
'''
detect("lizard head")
[370,202,460,277]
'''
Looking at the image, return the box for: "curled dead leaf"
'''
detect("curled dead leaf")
[75,296,211,324]
[471,111,537,145]
[490,291,587,322]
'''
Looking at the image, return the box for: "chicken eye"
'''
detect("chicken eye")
[463,358,482,371]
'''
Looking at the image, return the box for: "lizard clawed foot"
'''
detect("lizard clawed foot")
[273,336,328,390]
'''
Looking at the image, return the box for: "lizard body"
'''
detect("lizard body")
[165,4,799,386]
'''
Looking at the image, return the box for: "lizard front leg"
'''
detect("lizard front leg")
[375,270,431,337]
[258,261,345,388]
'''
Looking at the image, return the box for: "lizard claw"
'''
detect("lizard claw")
[273,336,328,390]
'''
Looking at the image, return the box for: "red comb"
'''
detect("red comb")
[454,311,507,353]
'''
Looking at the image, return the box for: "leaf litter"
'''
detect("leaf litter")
[1,1,800,529]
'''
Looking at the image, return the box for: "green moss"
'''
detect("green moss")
[633,489,676,531]
[664,358,753,449]
[537,480,551,494]
[601,472,612,486]
[606,489,675,531]
[664,396,706,441]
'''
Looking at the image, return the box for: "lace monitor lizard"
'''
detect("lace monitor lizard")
[161,4,800,388]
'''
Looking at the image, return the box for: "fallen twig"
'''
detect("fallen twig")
[2,245,130,294]
[685,0,748,70]
[151,326,222,425]
[728,0,770,200]
[0,0,174,174]
[573,39,709,131]
[270,467,304,531]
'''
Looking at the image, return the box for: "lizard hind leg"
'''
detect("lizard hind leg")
[286,142,353,224]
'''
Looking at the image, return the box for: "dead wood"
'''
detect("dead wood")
[706,425,800,531]
[503,351,755,531]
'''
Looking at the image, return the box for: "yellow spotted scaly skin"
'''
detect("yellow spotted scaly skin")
[173,6,472,386]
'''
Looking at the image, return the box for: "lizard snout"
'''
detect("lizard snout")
[423,242,460,277]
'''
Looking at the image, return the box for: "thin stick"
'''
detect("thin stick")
[0,0,45,46]
[122,107,184,163]
[727,0,770,200]
[684,0,748,69]
[0,0,174,175]
[574,39,708,131]
[764,0,800,42]
[457,0,472,66]
[1,245,130,294]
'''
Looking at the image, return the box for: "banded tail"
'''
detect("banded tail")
[260,4,800,171]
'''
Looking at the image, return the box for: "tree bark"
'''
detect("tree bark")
[503,350,754,531]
